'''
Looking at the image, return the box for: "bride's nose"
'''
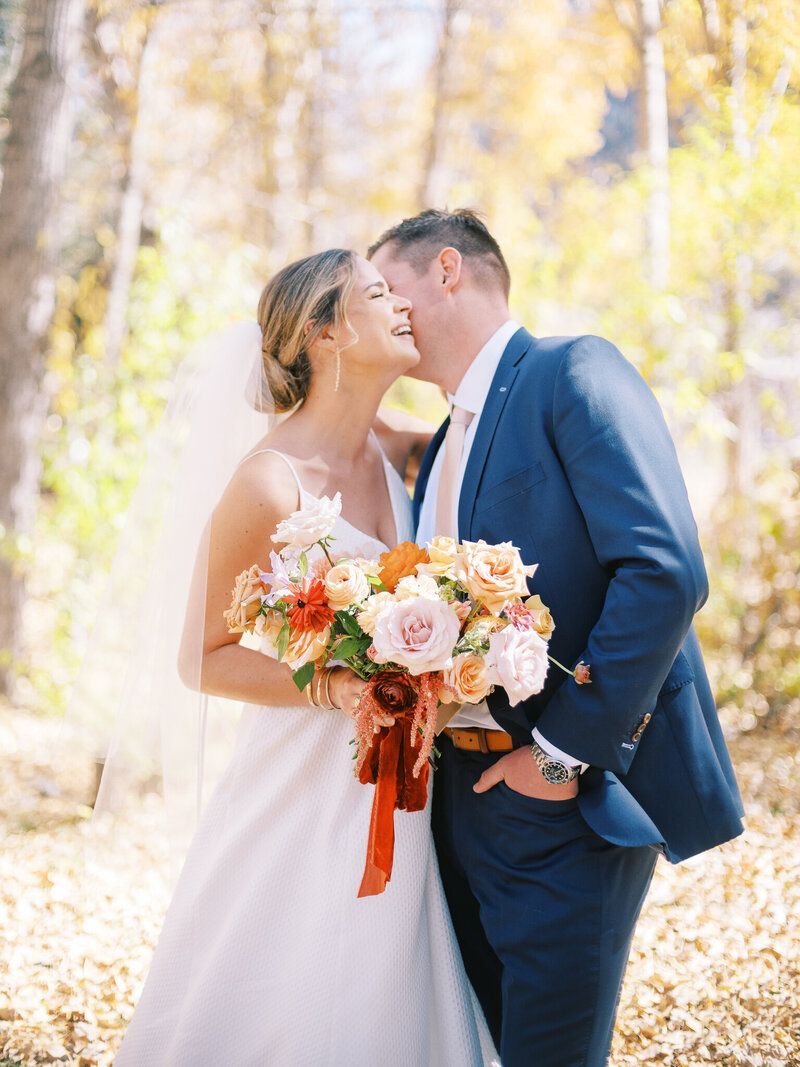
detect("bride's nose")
[393,293,412,313]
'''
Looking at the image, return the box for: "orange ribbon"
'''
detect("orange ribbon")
[356,703,430,898]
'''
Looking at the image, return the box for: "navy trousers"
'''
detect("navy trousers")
[432,736,658,1067]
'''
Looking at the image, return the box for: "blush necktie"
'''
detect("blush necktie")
[435,405,474,540]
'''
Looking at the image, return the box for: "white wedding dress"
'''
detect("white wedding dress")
[114,443,497,1066]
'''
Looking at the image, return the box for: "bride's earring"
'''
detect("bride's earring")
[333,347,341,393]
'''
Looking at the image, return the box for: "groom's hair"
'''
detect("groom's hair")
[367,208,511,298]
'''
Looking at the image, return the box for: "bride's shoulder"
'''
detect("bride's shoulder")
[373,406,438,474]
[214,449,300,530]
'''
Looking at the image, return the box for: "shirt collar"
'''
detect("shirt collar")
[448,319,521,416]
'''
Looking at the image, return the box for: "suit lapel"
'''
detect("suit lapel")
[412,417,448,529]
[458,327,536,539]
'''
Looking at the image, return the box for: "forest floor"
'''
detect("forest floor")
[0,703,798,1067]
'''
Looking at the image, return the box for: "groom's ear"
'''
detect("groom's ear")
[437,247,462,292]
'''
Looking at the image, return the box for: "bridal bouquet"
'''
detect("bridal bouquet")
[224,492,589,896]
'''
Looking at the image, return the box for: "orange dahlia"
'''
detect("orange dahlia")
[378,541,430,593]
[285,578,335,633]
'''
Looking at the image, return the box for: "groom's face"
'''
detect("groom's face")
[369,245,445,384]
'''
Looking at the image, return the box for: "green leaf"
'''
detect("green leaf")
[298,551,309,577]
[292,661,315,692]
[367,574,386,590]
[276,623,290,662]
[339,611,363,638]
[335,636,361,661]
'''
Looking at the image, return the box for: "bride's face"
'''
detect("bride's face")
[335,256,420,378]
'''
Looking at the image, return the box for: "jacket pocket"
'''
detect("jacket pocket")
[475,461,546,513]
[659,649,695,694]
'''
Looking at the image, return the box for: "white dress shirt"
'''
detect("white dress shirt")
[416,320,585,769]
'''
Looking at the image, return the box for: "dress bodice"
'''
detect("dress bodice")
[238,432,415,560]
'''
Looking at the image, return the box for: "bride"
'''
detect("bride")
[109,248,497,1065]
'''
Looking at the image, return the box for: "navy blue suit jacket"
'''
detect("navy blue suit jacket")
[414,328,744,862]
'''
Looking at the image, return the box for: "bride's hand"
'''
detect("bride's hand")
[327,668,395,727]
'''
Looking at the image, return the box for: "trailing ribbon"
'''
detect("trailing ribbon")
[355,672,438,897]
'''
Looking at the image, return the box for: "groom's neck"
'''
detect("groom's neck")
[436,303,511,395]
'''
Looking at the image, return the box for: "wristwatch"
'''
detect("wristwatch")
[529,740,580,785]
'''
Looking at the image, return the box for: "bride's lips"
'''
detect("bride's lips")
[391,319,415,342]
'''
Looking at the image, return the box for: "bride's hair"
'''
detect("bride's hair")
[257,248,358,411]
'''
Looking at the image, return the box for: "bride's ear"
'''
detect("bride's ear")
[304,318,338,355]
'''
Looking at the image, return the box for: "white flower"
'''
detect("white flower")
[484,625,549,706]
[394,573,442,601]
[371,596,461,676]
[356,591,395,636]
[272,493,342,549]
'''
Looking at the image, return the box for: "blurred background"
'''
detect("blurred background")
[0,1,798,1064]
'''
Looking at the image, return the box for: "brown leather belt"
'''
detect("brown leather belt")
[444,726,515,754]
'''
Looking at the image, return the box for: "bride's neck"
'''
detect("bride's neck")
[295,368,389,464]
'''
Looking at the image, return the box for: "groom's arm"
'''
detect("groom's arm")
[533,336,708,777]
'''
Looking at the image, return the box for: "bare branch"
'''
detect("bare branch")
[753,45,795,145]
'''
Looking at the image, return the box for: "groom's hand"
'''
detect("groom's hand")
[473,746,578,801]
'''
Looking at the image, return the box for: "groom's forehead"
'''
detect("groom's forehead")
[371,245,427,285]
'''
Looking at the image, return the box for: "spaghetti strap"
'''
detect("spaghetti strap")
[236,448,304,496]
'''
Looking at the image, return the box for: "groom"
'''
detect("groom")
[369,210,744,1066]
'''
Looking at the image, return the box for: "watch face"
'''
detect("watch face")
[543,760,572,785]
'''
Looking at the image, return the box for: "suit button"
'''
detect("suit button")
[631,731,642,742]
[643,713,652,724]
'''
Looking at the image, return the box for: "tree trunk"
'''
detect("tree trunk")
[724,0,757,499]
[101,16,158,368]
[0,0,85,697]
[636,0,670,289]
[297,8,326,257]
[417,0,458,211]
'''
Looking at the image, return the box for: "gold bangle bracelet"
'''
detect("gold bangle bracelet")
[306,671,320,707]
[323,668,337,710]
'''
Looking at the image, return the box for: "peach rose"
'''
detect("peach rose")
[255,609,284,646]
[224,564,266,633]
[324,561,371,610]
[285,625,330,670]
[444,653,492,704]
[416,535,458,579]
[524,594,555,638]
[455,540,537,614]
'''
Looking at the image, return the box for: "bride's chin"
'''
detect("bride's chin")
[396,348,421,373]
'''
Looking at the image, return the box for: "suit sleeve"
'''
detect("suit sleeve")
[532,336,708,776]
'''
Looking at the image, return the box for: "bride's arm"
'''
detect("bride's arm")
[178,454,348,710]
[373,405,438,482]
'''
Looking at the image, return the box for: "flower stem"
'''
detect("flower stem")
[547,653,577,679]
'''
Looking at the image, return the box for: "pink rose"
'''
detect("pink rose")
[485,625,549,706]
[371,596,461,676]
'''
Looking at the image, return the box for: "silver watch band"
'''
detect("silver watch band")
[529,740,580,784]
